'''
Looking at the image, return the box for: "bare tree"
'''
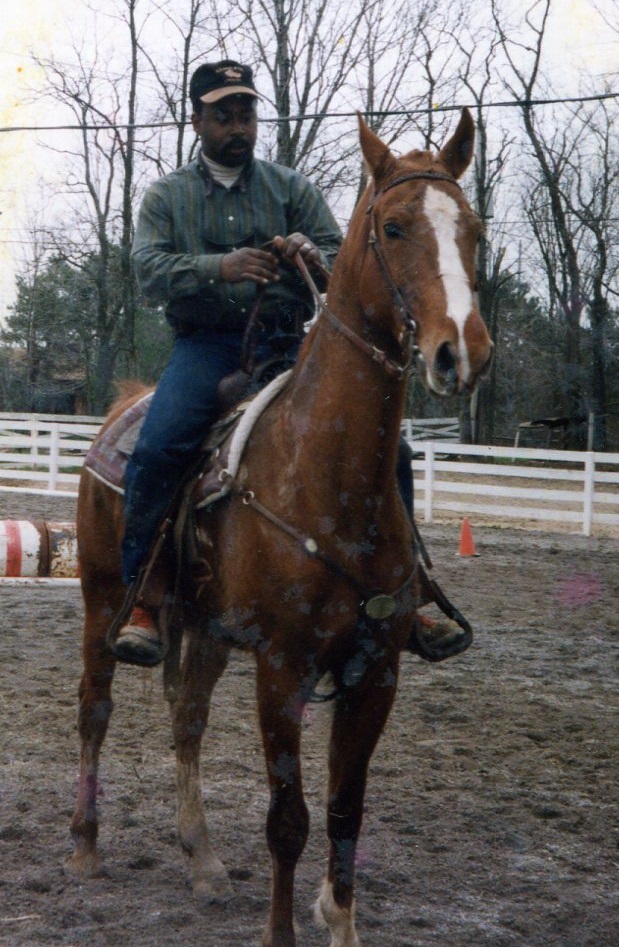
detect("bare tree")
[562,98,619,449]
[492,0,619,446]
[450,14,514,442]
[492,0,588,439]
[181,0,458,204]
[30,0,153,410]
[135,0,235,171]
[36,56,125,410]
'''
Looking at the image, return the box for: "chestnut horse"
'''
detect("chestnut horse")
[68,110,492,947]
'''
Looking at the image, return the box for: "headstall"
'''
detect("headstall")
[365,170,462,339]
[296,169,462,381]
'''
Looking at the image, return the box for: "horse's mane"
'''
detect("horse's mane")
[112,380,151,408]
[102,380,153,431]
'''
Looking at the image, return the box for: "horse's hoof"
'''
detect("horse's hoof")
[193,872,234,905]
[262,921,299,947]
[64,851,103,879]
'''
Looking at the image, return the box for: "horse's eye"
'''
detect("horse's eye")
[383,221,404,239]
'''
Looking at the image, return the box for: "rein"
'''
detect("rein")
[224,475,418,622]
[294,253,412,382]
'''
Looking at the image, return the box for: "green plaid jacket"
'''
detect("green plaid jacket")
[131,155,343,334]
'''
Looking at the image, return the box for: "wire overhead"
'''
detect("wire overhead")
[0,91,617,134]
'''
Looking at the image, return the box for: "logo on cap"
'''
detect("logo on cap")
[220,67,243,82]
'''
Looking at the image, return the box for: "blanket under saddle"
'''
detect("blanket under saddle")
[83,370,292,509]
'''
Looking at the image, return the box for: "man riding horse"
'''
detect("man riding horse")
[111,59,469,667]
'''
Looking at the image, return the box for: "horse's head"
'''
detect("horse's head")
[349,109,493,395]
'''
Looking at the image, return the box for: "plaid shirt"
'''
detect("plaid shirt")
[132,155,343,333]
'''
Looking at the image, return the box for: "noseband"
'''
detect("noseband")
[297,169,462,381]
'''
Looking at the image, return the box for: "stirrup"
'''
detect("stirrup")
[407,614,472,662]
[407,578,473,662]
[112,605,167,667]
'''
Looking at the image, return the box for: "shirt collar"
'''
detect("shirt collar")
[195,152,253,194]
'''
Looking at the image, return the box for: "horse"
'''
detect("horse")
[68,109,493,947]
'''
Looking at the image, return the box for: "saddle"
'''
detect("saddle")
[83,358,294,507]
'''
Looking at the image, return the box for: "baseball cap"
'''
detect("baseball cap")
[190,60,259,105]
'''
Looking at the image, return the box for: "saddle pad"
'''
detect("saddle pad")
[83,371,292,507]
[84,392,153,494]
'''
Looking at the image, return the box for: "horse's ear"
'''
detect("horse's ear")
[357,113,397,182]
[437,108,475,179]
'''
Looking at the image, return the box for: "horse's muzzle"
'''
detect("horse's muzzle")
[423,338,494,396]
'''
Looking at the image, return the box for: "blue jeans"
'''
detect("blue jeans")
[121,327,415,586]
[121,328,288,585]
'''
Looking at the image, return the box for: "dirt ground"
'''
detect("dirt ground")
[0,492,618,947]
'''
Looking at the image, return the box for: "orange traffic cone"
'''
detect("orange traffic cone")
[457,517,479,557]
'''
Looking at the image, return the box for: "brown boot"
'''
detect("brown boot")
[112,605,167,667]
[407,613,472,662]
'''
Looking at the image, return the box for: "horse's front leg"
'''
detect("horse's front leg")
[315,651,399,947]
[257,658,312,947]
[67,594,119,879]
[171,627,231,902]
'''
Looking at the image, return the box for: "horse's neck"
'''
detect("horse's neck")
[284,304,406,503]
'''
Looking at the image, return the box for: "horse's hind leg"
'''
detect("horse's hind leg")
[315,656,399,947]
[67,594,119,878]
[171,627,232,902]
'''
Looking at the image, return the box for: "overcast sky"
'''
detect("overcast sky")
[0,0,617,311]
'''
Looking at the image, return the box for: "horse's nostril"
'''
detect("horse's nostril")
[435,341,457,376]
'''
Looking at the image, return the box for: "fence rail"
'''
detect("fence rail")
[1,415,618,536]
[412,441,619,535]
[401,417,460,441]
[0,414,103,494]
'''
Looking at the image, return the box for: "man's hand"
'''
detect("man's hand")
[220,247,281,284]
[273,233,321,267]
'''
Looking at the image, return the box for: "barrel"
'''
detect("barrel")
[0,520,79,578]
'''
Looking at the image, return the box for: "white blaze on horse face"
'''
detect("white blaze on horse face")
[423,186,474,388]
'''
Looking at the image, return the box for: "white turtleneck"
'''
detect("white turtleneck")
[201,152,244,189]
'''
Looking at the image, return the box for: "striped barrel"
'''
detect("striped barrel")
[0,520,79,578]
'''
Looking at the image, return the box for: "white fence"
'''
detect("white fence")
[412,441,619,536]
[0,413,103,495]
[1,414,619,536]
[401,417,460,442]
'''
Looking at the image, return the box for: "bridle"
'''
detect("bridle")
[297,169,462,382]
[366,171,462,332]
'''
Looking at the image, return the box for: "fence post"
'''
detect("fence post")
[423,443,435,523]
[30,416,38,469]
[582,452,595,536]
[48,423,60,491]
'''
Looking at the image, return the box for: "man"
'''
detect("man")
[113,60,342,666]
[113,60,469,667]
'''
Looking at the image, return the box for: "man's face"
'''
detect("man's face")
[192,96,258,167]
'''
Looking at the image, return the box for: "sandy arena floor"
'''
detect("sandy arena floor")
[0,492,618,946]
